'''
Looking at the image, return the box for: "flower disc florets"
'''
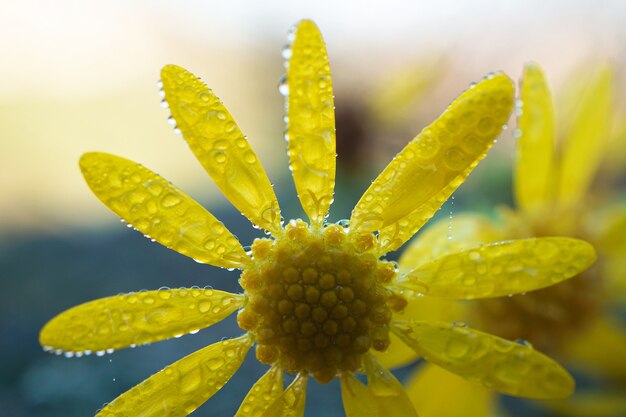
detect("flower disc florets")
[237,219,395,383]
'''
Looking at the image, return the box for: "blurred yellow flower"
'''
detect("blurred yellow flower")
[400,63,626,417]
[39,22,596,417]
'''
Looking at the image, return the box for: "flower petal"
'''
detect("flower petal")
[363,354,419,417]
[563,315,626,380]
[96,335,252,417]
[398,214,500,272]
[391,320,575,399]
[558,64,613,204]
[235,366,283,417]
[375,295,464,369]
[349,74,514,253]
[340,372,378,417]
[285,20,336,227]
[406,362,496,417]
[514,63,557,211]
[40,288,243,353]
[80,152,250,269]
[392,237,596,299]
[161,64,282,235]
[260,372,307,417]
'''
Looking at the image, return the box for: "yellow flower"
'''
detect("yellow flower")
[400,63,626,416]
[39,21,596,417]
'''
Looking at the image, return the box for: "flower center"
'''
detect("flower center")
[237,219,395,383]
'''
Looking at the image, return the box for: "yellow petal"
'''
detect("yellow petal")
[285,20,336,227]
[40,288,243,353]
[563,315,626,380]
[363,354,419,417]
[349,74,514,253]
[260,372,307,417]
[235,366,283,417]
[96,335,252,417]
[340,372,378,417]
[80,152,250,269]
[558,64,613,204]
[398,214,500,272]
[161,64,282,235]
[514,63,557,212]
[375,295,465,369]
[406,362,496,417]
[393,237,596,299]
[391,320,575,399]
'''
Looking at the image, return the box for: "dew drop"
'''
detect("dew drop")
[278,75,289,96]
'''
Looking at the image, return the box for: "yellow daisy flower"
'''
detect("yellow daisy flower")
[39,21,596,417]
[400,63,626,416]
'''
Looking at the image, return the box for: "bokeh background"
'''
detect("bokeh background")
[2,1,625,416]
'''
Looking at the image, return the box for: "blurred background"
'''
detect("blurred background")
[2,1,625,416]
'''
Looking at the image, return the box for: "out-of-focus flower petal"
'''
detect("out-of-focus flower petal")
[40,289,243,353]
[515,63,557,211]
[406,362,496,417]
[393,237,596,299]
[391,320,574,399]
[161,64,282,235]
[285,19,336,228]
[235,366,283,417]
[363,354,418,417]
[558,64,613,204]
[349,74,514,254]
[96,335,252,417]
[563,315,626,380]
[79,152,250,269]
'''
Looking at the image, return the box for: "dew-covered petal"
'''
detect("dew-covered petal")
[363,354,419,417]
[96,335,253,417]
[515,63,557,211]
[260,372,307,417]
[161,64,282,235]
[349,74,514,253]
[558,64,613,204]
[398,214,500,272]
[40,288,243,353]
[406,362,496,417]
[391,320,575,399]
[375,295,464,369]
[80,152,250,269]
[563,316,626,380]
[340,373,378,417]
[285,20,336,227]
[235,366,283,417]
[392,237,596,299]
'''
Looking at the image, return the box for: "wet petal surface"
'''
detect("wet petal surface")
[350,74,514,254]
[515,63,556,211]
[96,335,252,417]
[391,320,575,399]
[285,20,336,227]
[235,366,283,417]
[393,237,596,299]
[161,65,282,234]
[80,152,250,269]
[40,288,243,353]
[364,354,419,416]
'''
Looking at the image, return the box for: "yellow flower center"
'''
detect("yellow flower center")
[237,219,395,383]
